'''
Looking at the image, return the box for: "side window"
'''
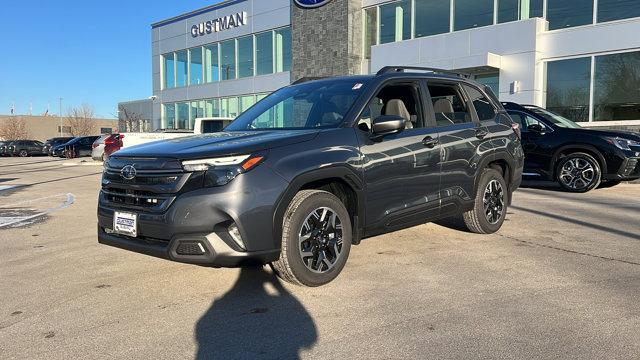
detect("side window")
[426,83,472,126]
[463,84,496,121]
[358,82,424,132]
[507,111,547,132]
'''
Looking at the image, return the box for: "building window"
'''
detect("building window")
[455,0,494,31]
[364,7,378,59]
[547,0,594,30]
[240,95,256,113]
[379,0,411,44]
[163,103,175,129]
[220,40,236,80]
[220,97,239,118]
[206,99,220,117]
[594,51,640,121]
[415,0,450,38]
[237,36,254,78]
[546,57,591,122]
[598,0,640,23]
[190,101,204,129]
[177,102,189,129]
[475,73,500,96]
[189,47,203,85]
[204,44,219,83]
[163,54,175,89]
[275,27,292,72]
[255,32,274,75]
[100,128,113,134]
[498,0,544,23]
[176,50,188,87]
[57,125,72,134]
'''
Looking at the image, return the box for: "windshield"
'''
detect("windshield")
[225,79,368,131]
[526,106,582,129]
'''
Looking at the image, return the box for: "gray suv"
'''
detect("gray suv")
[98,67,524,286]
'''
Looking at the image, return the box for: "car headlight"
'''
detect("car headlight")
[606,137,640,151]
[182,154,265,187]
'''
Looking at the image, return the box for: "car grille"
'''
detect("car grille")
[622,158,640,176]
[100,157,202,213]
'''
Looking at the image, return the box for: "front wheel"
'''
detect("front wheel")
[556,152,601,193]
[19,150,28,157]
[463,168,508,234]
[271,190,352,287]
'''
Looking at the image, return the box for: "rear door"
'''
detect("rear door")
[358,79,442,233]
[426,81,491,216]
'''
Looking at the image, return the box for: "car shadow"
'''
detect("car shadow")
[195,266,317,360]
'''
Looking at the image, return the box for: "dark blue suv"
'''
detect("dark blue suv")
[98,68,524,286]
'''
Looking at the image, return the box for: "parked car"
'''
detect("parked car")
[51,139,74,157]
[103,134,124,160]
[63,136,101,158]
[43,137,74,156]
[98,67,524,287]
[91,134,111,161]
[7,140,46,157]
[503,102,640,192]
[0,141,11,156]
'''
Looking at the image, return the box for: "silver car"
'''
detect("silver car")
[91,134,110,161]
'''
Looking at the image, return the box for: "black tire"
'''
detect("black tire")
[271,190,352,287]
[19,150,28,157]
[555,152,601,193]
[463,168,508,234]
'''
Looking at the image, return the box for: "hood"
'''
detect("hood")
[114,130,320,160]
[564,127,640,141]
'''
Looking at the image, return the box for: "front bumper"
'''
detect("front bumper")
[97,226,280,267]
[604,156,640,181]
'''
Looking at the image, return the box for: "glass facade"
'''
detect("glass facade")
[598,0,640,23]
[593,51,640,121]
[364,7,378,59]
[475,73,500,96]
[498,0,544,23]
[238,36,254,78]
[547,0,594,30]
[546,57,591,122]
[162,26,291,89]
[162,93,269,129]
[455,0,494,31]
[256,32,274,75]
[379,0,411,44]
[415,0,451,38]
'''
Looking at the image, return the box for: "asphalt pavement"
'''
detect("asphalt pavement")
[1,156,639,359]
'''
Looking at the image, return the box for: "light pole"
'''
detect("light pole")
[58,97,63,136]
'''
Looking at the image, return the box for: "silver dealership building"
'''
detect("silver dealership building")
[149,0,640,131]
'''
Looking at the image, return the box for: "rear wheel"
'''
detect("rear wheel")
[463,168,508,234]
[271,190,352,287]
[19,150,28,157]
[556,152,601,193]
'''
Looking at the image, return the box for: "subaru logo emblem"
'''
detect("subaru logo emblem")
[294,0,332,9]
[121,165,137,180]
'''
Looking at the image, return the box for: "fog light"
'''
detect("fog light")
[228,223,245,250]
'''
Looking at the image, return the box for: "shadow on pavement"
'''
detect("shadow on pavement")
[195,266,317,359]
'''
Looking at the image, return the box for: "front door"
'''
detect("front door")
[507,110,554,176]
[357,80,442,233]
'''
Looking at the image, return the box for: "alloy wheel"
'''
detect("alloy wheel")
[299,207,343,274]
[559,157,595,191]
[483,179,505,225]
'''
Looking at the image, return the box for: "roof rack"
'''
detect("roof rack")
[376,66,470,78]
[292,76,327,85]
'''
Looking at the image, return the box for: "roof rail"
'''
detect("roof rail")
[376,66,470,78]
[292,76,327,85]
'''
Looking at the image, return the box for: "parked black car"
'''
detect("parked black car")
[503,102,640,192]
[43,137,74,156]
[98,67,524,286]
[7,140,46,157]
[57,136,100,158]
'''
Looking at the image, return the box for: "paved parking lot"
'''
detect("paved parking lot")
[1,156,639,359]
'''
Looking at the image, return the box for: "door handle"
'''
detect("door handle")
[475,128,489,139]
[422,136,439,148]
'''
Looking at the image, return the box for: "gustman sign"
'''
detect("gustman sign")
[294,0,333,8]
[190,11,248,38]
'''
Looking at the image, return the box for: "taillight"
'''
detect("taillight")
[511,122,521,140]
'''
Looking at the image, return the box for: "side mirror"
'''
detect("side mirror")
[528,123,545,134]
[372,115,406,138]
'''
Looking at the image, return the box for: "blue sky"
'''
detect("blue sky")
[0,0,222,118]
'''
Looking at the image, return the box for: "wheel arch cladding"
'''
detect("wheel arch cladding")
[553,145,607,176]
[272,167,365,247]
[474,153,514,201]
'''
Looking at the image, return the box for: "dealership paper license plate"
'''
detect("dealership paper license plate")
[113,211,137,237]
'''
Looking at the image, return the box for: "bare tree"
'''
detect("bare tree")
[118,105,149,132]
[0,117,29,140]
[65,104,97,136]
